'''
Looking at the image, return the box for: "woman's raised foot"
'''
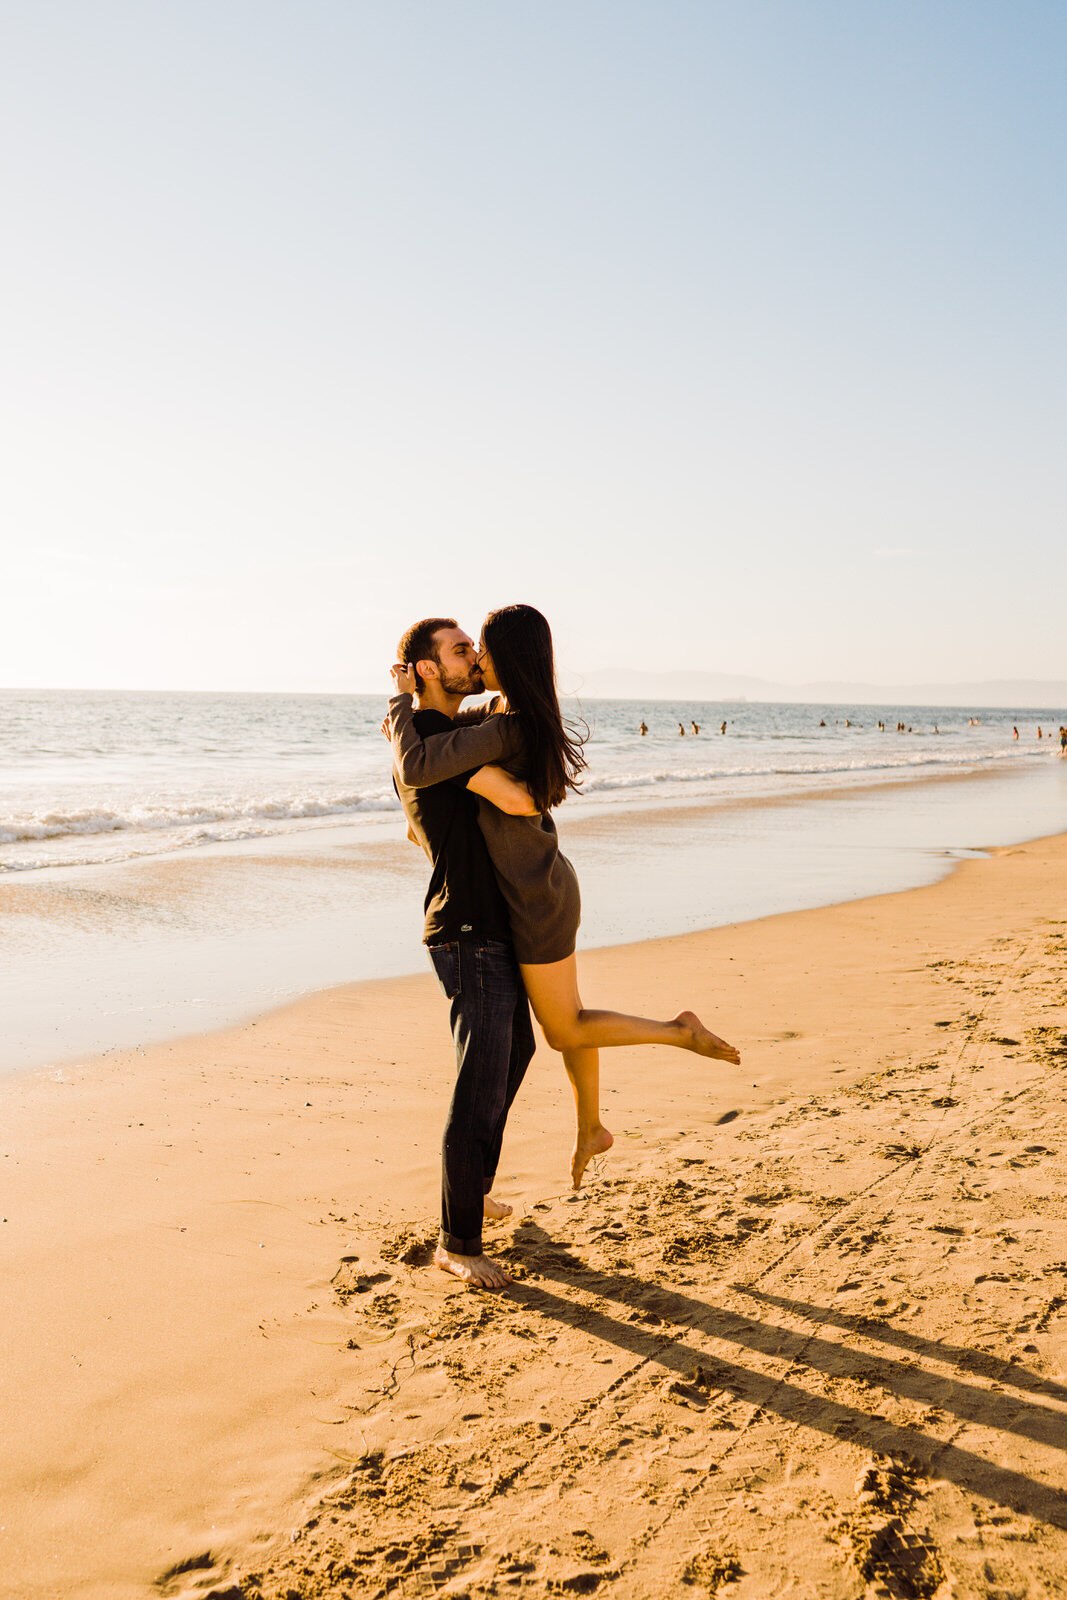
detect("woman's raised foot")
[483,1194,513,1222]
[571,1124,614,1189]
[673,1010,741,1065]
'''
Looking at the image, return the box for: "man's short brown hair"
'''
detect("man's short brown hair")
[396,617,458,689]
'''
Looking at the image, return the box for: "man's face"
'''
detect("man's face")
[425,627,483,695]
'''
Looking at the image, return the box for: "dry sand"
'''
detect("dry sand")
[2,833,1066,1599]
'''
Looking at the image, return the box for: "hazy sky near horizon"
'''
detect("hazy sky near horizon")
[2,1,1065,692]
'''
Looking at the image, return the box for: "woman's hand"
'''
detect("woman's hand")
[390,662,417,696]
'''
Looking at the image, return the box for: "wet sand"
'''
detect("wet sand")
[1,834,1065,1598]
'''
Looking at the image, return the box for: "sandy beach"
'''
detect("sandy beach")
[2,831,1066,1599]
[6,3,1067,1595]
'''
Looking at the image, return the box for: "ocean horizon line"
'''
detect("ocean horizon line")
[3,680,1067,709]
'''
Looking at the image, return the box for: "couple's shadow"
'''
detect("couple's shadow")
[501,1223,1067,1530]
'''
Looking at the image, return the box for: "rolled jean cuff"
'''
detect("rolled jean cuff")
[440,1228,483,1256]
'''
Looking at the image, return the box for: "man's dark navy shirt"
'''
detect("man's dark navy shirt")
[393,708,511,946]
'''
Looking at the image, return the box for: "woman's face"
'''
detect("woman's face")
[477,637,501,693]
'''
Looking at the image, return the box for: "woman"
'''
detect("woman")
[389,604,741,1187]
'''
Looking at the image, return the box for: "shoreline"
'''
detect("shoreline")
[2,758,1065,1077]
[0,744,1057,880]
[1,830,1066,1596]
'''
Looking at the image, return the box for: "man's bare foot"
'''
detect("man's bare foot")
[434,1242,512,1288]
[673,1010,742,1065]
[571,1124,614,1189]
[483,1194,513,1222]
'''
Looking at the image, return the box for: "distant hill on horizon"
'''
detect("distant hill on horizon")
[568,669,1067,709]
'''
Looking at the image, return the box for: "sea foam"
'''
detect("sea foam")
[0,790,401,846]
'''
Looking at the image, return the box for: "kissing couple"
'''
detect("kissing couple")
[388,603,740,1288]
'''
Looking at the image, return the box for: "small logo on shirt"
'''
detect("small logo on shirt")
[460,924,472,932]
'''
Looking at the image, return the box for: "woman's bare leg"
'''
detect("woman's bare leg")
[519,955,741,1063]
[562,1044,614,1188]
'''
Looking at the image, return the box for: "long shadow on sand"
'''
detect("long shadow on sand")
[739,1283,1067,1404]
[506,1227,1067,1530]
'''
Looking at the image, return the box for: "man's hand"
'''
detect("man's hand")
[390,662,417,696]
[380,714,391,741]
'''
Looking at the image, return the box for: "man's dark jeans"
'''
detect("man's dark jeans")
[428,936,535,1256]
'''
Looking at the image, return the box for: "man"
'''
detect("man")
[389,617,536,1289]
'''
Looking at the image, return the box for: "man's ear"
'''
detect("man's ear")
[415,657,439,682]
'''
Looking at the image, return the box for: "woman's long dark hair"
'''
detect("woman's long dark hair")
[482,604,587,813]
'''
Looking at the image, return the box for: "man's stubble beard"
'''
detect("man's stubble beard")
[437,666,484,696]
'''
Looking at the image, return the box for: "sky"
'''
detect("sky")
[1,1,1065,693]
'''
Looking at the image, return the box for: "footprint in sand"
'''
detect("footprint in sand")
[331,1257,392,1303]
[379,1226,437,1266]
[1008,1148,1049,1168]
[155,1551,226,1597]
[680,1549,744,1590]
[663,1374,712,1411]
[366,1290,401,1322]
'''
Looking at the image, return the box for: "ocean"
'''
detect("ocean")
[1,688,1062,874]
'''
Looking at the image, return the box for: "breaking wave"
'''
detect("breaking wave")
[0,789,402,847]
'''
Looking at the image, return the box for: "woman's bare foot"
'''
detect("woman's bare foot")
[434,1242,512,1288]
[483,1194,513,1222]
[571,1124,614,1189]
[673,1010,742,1064]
